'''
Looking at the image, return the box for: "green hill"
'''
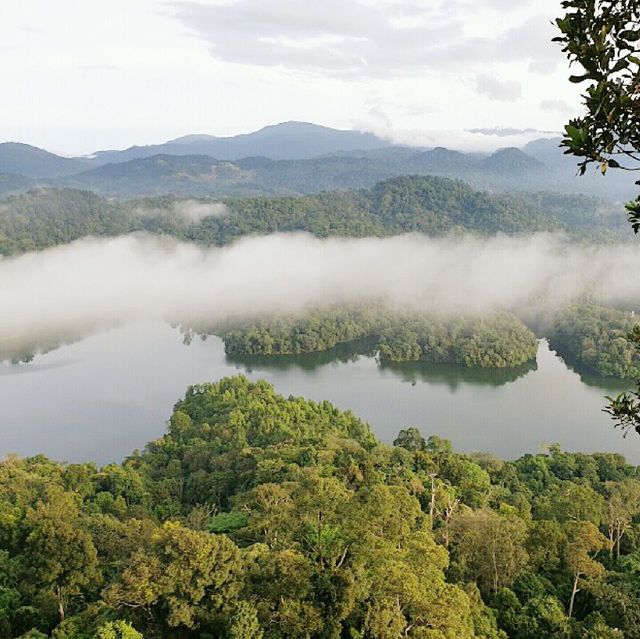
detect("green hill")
[0,176,624,256]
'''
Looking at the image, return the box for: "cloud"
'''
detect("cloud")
[467,127,557,137]
[134,200,228,223]
[384,128,556,152]
[475,74,522,102]
[80,64,121,72]
[169,1,563,78]
[540,99,574,115]
[2,232,640,359]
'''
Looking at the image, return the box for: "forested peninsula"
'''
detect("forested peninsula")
[549,303,640,379]
[2,376,640,638]
[216,308,538,369]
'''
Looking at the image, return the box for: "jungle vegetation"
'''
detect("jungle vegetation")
[2,376,640,638]
[548,303,640,379]
[0,176,625,256]
[218,308,538,369]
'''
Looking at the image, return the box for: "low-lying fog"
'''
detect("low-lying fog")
[2,232,639,358]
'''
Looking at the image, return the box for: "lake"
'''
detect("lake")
[1,322,637,464]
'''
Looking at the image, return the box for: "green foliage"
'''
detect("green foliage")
[208,511,249,534]
[555,0,640,230]
[378,312,537,367]
[227,601,263,639]
[217,306,538,369]
[549,302,640,378]
[0,174,626,256]
[220,306,389,356]
[0,188,134,255]
[1,378,640,637]
[96,620,143,639]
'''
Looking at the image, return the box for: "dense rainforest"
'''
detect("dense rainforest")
[2,376,640,638]
[549,303,640,379]
[0,176,625,256]
[216,308,538,369]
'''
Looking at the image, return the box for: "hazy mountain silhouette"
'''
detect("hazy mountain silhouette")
[88,122,391,164]
[0,143,91,178]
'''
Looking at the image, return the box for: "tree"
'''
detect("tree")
[96,620,143,639]
[103,521,242,630]
[450,509,529,596]
[24,487,100,623]
[393,427,426,453]
[555,0,640,230]
[227,601,263,639]
[603,479,640,558]
[564,521,611,618]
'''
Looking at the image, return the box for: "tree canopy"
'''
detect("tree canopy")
[555,0,640,230]
[2,377,640,637]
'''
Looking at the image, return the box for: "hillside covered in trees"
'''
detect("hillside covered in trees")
[0,177,625,256]
[2,376,640,638]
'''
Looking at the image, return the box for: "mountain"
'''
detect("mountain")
[0,173,36,198]
[522,137,566,167]
[52,142,633,200]
[88,122,391,164]
[0,143,91,178]
[523,137,638,200]
[409,147,480,172]
[479,147,545,173]
[59,153,399,198]
[1,126,636,201]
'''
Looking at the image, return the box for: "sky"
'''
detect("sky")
[0,0,582,155]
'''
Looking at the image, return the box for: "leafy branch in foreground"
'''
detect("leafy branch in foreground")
[604,325,640,435]
[554,0,640,230]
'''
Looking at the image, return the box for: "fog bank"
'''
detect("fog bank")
[134,200,228,223]
[2,232,639,357]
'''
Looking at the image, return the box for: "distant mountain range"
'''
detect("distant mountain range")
[0,143,92,178]
[0,121,636,201]
[88,121,390,164]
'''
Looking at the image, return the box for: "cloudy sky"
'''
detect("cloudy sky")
[1,0,581,155]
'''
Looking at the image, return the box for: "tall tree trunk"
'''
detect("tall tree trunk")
[491,538,499,595]
[56,584,65,622]
[608,525,615,559]
[429,473,437,530]
[616,524,623,559]
[568,573,580,618]
[317,510,324,569]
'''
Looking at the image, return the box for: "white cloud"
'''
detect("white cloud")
[2,232,640,359]
[0,0,582,153]
[169,1,563,79]
[540,99,575,116]
[475,74,522,102]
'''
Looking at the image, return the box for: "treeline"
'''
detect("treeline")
[0,189,131,255]
[549,302,640,379]
[218,308,538,368]
[2,376,640,638]
[219,306,390,356]
[377,314,538,367]
[0,176,625,255]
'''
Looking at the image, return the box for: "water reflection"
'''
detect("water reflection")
[546,349,631,392]
[225,338,377,372]
[227,338,539,390]
[378,358,538,391]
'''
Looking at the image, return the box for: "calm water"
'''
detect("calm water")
[0,322,637,464]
